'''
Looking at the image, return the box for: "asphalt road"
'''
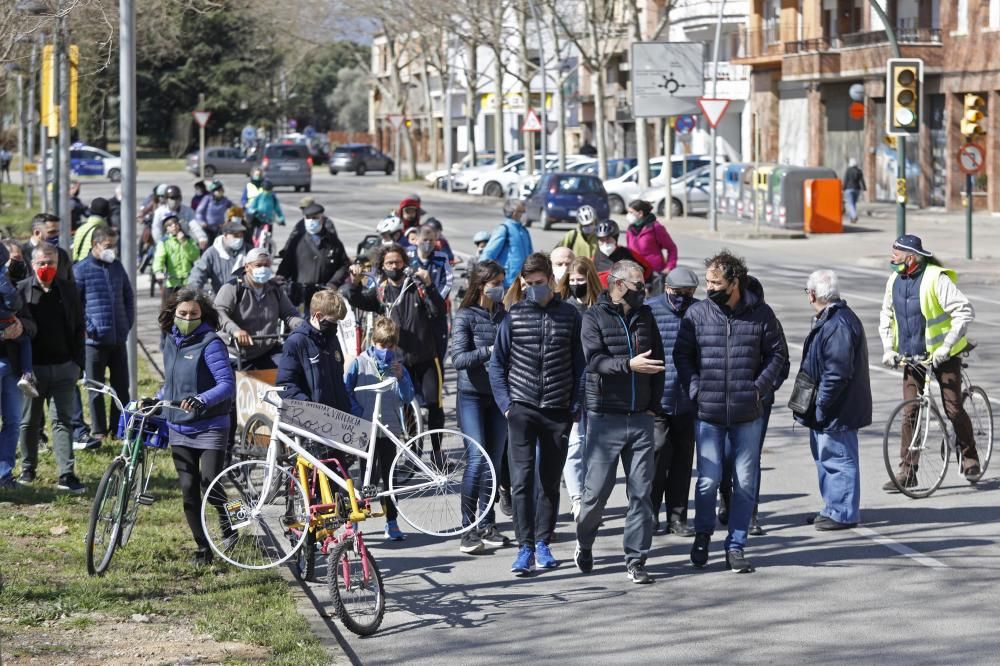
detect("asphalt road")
[76,169,1000,665]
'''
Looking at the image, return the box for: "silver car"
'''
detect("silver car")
[261,143,312,192]
[186,147,252,178]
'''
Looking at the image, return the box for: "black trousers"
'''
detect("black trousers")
[506,403,571,546]
[372,436,398,521]
[406,358,445,451]
[85,343,129,437]
[651,412,696,522]
[171,445,226,550]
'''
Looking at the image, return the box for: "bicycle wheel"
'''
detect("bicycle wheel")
[963,386,994,482]
[85,458,127,576]
[119,450,147,547]
[200,460,310,570]
[292,525,317,581]
[389,428,495,536]
[327,536,385,636]
[883,397,950,498]
[235,413,273,461]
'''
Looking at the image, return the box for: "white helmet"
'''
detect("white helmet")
[576,205,597,226]
[377,214,403,236]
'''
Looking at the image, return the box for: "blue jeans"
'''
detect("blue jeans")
[694,417,764,551]
[845,188,860,221]
[563,412,588,501]
[810,429,861,524]
[457,391,508,529]
[0,362,24,482]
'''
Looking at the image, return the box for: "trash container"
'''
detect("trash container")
[803,178,844,233]
[768,166,839,229]
[752,165,775,223]
[723,164,752,218]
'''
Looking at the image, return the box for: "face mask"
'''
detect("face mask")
[305,219,323,235]
[372,347,392,366]
[581,224,595,236]
[622,286,645,309]
[174,317,201,335]
[35,265,57,284]
[667,292,693,311]
[99,248,116,263]
[7,260,27,282]
[167,198,180,211]
[213,191,224,199]
[384,267,404,281]
[228,237,244,251]
[524,283,551,304]
[707,288,731,307]
[46,235,60,247]
[251,266,273,283]
[626,213,638,225]
[553,265,567,282]
[315,317,337,334]
[570,283,588,300]
[598,241,617,256]
[484,285,505,303]
[419,241,435,255]
[890,260,907,274]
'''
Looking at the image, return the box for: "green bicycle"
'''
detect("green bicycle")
[81,379,182,575]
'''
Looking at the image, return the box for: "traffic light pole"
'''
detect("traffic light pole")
[870,1,905,236]
[966,174,974,260]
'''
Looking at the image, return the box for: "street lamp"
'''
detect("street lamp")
[120,0,138,396]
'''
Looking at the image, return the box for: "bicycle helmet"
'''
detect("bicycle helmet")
[376,214,403,236]
[423,217,443,232]
[472,230,491,244]
[576,205,597,226]
[154,183,169,197]
[595,219,620,239]
[164,185,182,199]
[207,179,224,192]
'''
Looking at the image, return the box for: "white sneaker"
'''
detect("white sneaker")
[17,373,39,399]
[571,498,582,522]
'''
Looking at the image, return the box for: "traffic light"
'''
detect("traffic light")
[961,93,986,139]
[886,58,923,136]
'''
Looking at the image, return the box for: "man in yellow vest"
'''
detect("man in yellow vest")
[878,235,979,490]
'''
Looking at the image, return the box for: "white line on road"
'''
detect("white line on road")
[852,526,948,569]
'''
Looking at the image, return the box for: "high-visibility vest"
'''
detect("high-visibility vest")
[890,264,968,356]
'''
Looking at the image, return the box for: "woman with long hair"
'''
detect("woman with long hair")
[451,259,511,555]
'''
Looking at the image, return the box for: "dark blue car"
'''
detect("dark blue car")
[524,172,610,230]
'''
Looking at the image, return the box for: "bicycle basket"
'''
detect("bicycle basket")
[117,404,170,449]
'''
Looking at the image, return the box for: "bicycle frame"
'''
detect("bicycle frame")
[900,357,955,458]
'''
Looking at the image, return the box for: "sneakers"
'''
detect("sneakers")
[511,544,535,576]
[535,541,558,569]
[0,476,17,490]
[571,497,582,521]
[460,530,485,554]
[626,560,652,584]
[690,532,711,568]
[73,436,103,452]
[384,520,406,541]
[17,373,39,398]
[498,487,513,517]
[882,471,917,492]
[667,520,695,537]
[57,474,85,494]
[749,516,765,536]
[192,548,214,566]
[574,545,593,573]
[18,469,36,485]
[725,549,755,573]
[480,525,510,547]
[814,515,857,531]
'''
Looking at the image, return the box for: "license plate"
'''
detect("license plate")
[279,165,297,171]
[569,209,578,217]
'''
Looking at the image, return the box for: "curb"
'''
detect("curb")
[276,562,361,665]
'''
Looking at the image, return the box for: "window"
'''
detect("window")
[265,145,308,159]
[992,0,1000,28]
[556,176,600,194]
[957,0,968,34]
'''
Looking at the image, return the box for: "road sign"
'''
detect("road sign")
[957,142,986,175]
[697,98,731,129]
[675,114,696,134]
[192,110,211,128]
[849,101,865,121]
[631,42,704,118]
[388,114,405,131]
[522,109,542,132]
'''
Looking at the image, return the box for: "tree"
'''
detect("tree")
[327,66,369,131]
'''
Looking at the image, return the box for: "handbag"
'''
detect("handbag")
[787,370,817,416]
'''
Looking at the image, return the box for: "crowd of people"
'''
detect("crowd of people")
[0,173,983,580]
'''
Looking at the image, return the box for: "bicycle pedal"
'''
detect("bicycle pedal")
[136,494,155,506]
[361,485,379,499]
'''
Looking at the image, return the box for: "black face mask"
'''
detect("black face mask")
[7,260,27,283]
[667,292,693,312]
[384,267,404,281]
[318,319,337,335]
[570,283,588,300]
[707,288,731,307]
[622,287,645,309]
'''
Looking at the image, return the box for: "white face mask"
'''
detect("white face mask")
[305,219,323,235]
[99,248,116,263]
[625,213,638,225]
[227,237,243,251]
[553,265,567,282]
[598,241,617,256]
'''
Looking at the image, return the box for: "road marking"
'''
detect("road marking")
[852,526,948,568]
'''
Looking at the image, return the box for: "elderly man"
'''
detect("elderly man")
[550,247,575,284]
[796,270,871,529]
[879,235,979,489]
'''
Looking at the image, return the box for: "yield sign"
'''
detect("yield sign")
[697,98,731,129]
[522,109,542,132]
[192,110,211,128]
[387,114,405,131]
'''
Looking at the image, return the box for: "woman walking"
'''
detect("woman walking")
[625,199,678,275]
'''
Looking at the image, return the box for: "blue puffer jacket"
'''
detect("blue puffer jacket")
[674,276,788,425]
[480,219,533,288]
[276,321,352,412]
[451,303,506,396]
[794,300,873,432]
[73,256,135,347]
[648,293,697,415]
[196,194,233,231]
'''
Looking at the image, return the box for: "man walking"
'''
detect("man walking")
[796,270,871,529]
[481,200,533,288]
[574,260,664,584]
[489,253,584,576]
[674,251,787,573]
[842,158,866,224]
[879,235,979,488]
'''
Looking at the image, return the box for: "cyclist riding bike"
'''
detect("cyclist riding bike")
[241,167,265,207]
[376,214,406,248]
[878,234,979,489]
[555,204,599,258]
[246,179,286,230]
[152,185,206,248]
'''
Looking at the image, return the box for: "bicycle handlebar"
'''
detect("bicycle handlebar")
[79,378,126,414]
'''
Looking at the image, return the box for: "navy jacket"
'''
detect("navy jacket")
[276,321,352,412]
[674,276,788,425]
[451,303,506,396]
[73,255,135,347]
[794,300,873,432]
[648,293,697,415]
[161,323,234,434]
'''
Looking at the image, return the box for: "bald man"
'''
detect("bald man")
[551,246,576,284]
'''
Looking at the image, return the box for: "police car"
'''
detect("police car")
[44,143,123,181]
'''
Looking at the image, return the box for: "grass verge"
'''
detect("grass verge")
[0,357,330,665]
[0,183,34,238]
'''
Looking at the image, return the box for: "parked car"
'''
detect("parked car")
[261,143,312,191]
[604,155,714,213]
[511,155,596,199]
[639,165,725,217]
[571,158,638,179]
[425,153,496,188]
[45,145,123,182]
[450,152,526,192]
[329,144,394,176]
[523,172,610,230]
[186,147,253,178]
[467,155,558,197]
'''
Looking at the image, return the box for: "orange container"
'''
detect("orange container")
[803,178,843,233]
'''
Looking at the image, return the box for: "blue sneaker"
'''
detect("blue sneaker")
[535,541,559,568]
[384,520,407,541]
[510,544,535,576]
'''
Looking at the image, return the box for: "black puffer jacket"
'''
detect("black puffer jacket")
[488,296,584,414]
[581,293,664,414]
[451,303,506,395]
[674,276,788,425]
[345,277,445,366]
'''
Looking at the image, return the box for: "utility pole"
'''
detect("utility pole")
[26,39,37,209]
[527,0,547,176]
[444,39,454,193]
[708,0,726,233]
[120,0,138,396]
[198,92,206,180]
[870,0,904,235]
[57,1,71,252]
